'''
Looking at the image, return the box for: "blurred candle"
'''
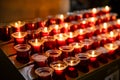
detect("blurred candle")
[90,8,98,17]
[55,14,64,24]
[106,31,118,42]
[29,38,44,53]
[11,32,27,44]
[102,6,111,14]
[66,32,76,44]
[39,27,50,37]
[50,61,68,80]
[60,23,70,33]
[69,42,84,55]
[63,57,80,78]
[75,29,86,41]
[54,33,68,47]
[10,21,25,32]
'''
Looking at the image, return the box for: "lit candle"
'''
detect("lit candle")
[60,23,70,33]
[102,6,111,14]
[55,14,64,24]
[86,26,96,38]
[45,16,56,26]
[75,29,86,41]
[70,21,78,31]
[104,43,118,56]
[87,17,97,26]
[11,32,27,44]
[79,20,88,28]
[45,49,62,65]
[91,8,98,17]
[63,57,80,78]
[50,61,68,80]
[115,19,120,28]
[28,38,44,53]
[74,13,83,21]
[75,53,90,72]
[114,40,120,56]
[106,31,118,42]
[59,45,74,59]
[69,42,84,55]
[49,24,61,36]
[35,67,54,80]
[31,54,48,69]
[87,50,101,68]
[14,44,31,63]
[25,20,36,30]
[54,33,68,47]
[100,23,109,33]
[39,27,50,37]
[10,21,25,32]
[97,34,108,46]
[91,36,101,49]
[66,32,76,44]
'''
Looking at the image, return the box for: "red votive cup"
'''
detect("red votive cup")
[66,32,77,44]
[89,8,98,17]
[97,34,108,46]
[74,13,83,21]
[0,25,11,41]
[31,54,48,69]
[75,29,86,41]
[11,32,27,45]
[60,23,70,33]
[101,6,111,14]
[63,57,80,78]
[55,14,64,24]
[35,18,45,27]
[45,49,62,65]
[49,24,61,36]
[42,36,56,52]
[35,67,54,80]
[39,27,51,37]
[45,16,56,26]
[106,31,118,43]
[79,20,88,28]
[91,36,101,49]
[75,53,90,73]
[104,43,118,59]
[85,26,96,38]
[28,38,44,54]
[70,21,78,32]
[87,50,101,68]
[14,44,31,64]
[69,42,84,55]
[10,21,25,32]
[54,33,68,47]
[50,61,68,80]
[96,47,108,64]
[64,12,75,22]
[114,19,120,29]
[25,20,37,30]
[59,45,74,59]
[87,17,97,27]
[82,39,94,52]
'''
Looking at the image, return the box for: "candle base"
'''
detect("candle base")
[53,71,66,80]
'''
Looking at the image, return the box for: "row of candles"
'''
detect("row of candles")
[1,6,120,80]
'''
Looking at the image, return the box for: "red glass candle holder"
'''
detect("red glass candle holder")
[101,6,111,14]
[49,24,61,36]
[63,57,80,78]
[64,12,75,22]
[55,14,64,24]
[69,42,84,55]
[70,21,79,31]
[104,43,118,59]
[114,19,120,29]
[28,38,44,54]
[106,31,118,43]
[10,21,25,32]
[97,34,108,46]
[45,16,56,26]
[87,17,97,27]
[90,8,98,17]
[39,27,51,37]
[31,54,48,69]
[99,23,109,34]
[25,20,37,30]
[50,61,68,80]
[75,53,90,73]
[96,47,108,64]
[74,13,83,21]
[91,36,101,49]
[75,29,86,41]
[45,49,62,65]
[35,67,54,80]
[54,33,68,47]
[42,36,56,51]
[11,32,27,45]
[87,50,101,68]
[60,23,70,33]
[82,39,94,52]
[85,26,96,38]
[0,25,11,41]
[35,18,45,28]
[14,44,31,64]
[59,45,74,59]
[66,32,77,44]
[79,20,88,28]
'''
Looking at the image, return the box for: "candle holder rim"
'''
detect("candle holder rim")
[11,32,27,38]
[59,45,74,52]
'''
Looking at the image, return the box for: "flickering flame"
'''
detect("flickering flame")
[64,23,68,28]
[104,6,110,11]
[109,31,114,37]
[82,20,86,24]
[103,23,108,29]
[55,25,59,30]
[43,27,48,32]
[92,8,97,14]
[35,39,38,44]
[69,32,73,38]
[117,19,120,24]
[18,32,22,38]
[91,51,96,57]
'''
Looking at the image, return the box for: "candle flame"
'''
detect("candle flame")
[35,39,38,44]
[69,32,73,38]
[43,27,48,32]
[64,23,68,28]
[18,32,21,38]
[90,17,96,22]
[109,43,113,49]
[70,60,73,64]
[82,20,86,24]
[117,19,120,24]
[55,25,59,30]
[59,14,64,19]
[15,22,18,27]
[79,29,83,34]
[109,31,114,37]
[92,8,97,14]
[105,6,110,11]
[103,23,107,29]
